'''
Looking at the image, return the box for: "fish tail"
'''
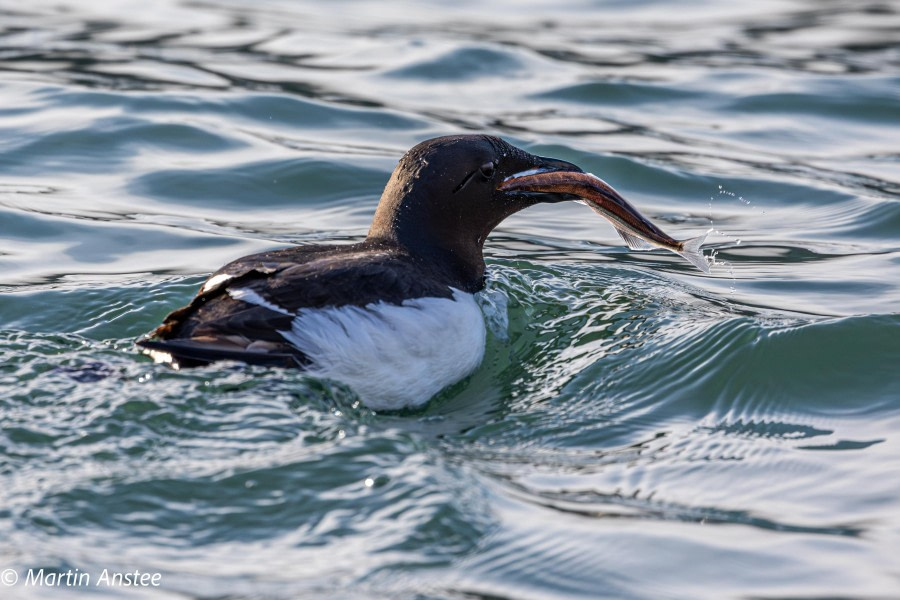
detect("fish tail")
[677,232,710,273]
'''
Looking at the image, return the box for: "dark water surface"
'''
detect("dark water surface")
[1,1,899,598]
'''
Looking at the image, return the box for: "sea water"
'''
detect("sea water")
[0,1,898,598]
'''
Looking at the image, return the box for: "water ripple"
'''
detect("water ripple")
[1,1,899,598]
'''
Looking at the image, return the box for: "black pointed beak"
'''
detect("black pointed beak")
[533,155,583,175]
[498,155,584,202]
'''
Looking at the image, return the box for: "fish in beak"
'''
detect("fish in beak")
[499,170,710,272]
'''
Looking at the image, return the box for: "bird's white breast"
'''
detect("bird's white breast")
[278,289,486,410]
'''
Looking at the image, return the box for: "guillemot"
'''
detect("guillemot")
[138,134,706,410]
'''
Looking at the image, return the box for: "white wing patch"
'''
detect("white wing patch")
[200,273,234,294]
[279,289,486,411]
[228,287,293,316]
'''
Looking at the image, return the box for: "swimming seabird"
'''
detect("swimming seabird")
[139,134,701,410]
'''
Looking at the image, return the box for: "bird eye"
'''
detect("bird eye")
[479,161,496,179]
